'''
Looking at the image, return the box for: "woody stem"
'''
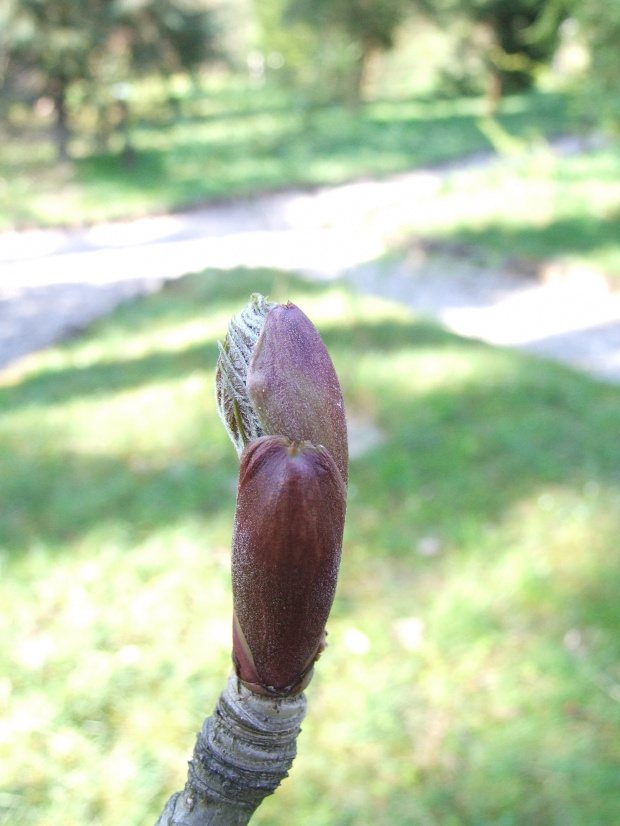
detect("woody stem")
[154,672,307,826]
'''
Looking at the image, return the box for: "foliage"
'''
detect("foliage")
[286,0,409,51]
[2,271,620,825]
[0,0,223,158]
[284,0,413,104]
[425,0,570,98]
[251,0,319,85]
[570,0,620,131]
[476,0,567,91]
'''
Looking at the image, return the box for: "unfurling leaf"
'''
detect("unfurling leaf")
[231,435,347,696]
[215,293,275,455]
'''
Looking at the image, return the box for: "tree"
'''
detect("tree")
[250,0,319,87]
[570,0,620,130]
[474,0,567,97]
[284,0,413,106]
[0,0,222,160]
[426,0,569,103]
[1,0,111,159]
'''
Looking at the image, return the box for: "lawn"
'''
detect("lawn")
[1,270,620,825]
[395,133,620,283]
[4,79,620,284]
[0,84,576,229]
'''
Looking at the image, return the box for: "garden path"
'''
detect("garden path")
[2,138,620,382]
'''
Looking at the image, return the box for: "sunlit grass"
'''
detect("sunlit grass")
[400,139,620,280]
[2,271,620,825]
[0,85,575,229]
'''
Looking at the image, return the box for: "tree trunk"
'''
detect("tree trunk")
[344,47,372,111]
[50,75,70,161]
[486,68,503,115]
[154,673,307,826]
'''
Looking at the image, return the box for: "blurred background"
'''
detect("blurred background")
[2,1,620,825]
[0,0,618,230]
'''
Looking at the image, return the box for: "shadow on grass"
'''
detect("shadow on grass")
[346,356,620,556]
[0,442,237,553]
[3,269,620,560]
[3,269,620,825]
[73,92,572,208]
[1,90,575,228]
[0,317,455,411]
[453,212,620,263]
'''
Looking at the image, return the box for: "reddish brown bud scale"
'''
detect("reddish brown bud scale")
[231,435,346,696]
[247,302,349,485]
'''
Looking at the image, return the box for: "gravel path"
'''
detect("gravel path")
[2,139,620,382]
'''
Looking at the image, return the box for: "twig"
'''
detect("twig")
[154,672,307,826]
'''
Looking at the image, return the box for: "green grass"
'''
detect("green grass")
[2,271,620,825]
[394,132,620,281]
[0,83,576,229]
[4,78,618,281]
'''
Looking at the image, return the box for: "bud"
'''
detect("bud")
[247,302,348,484]
[231,435,347,696]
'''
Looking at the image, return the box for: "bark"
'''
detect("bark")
[343,48,368,111]
[154,672,308,826]
[344,45,381,111]
[50,75,70,162]
[486,68,503,115]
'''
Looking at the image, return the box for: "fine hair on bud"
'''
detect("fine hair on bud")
[216,295,349,489]
[215,293,275,455]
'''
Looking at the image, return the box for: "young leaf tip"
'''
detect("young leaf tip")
[215,293,275,454]
[247,300,348,484]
